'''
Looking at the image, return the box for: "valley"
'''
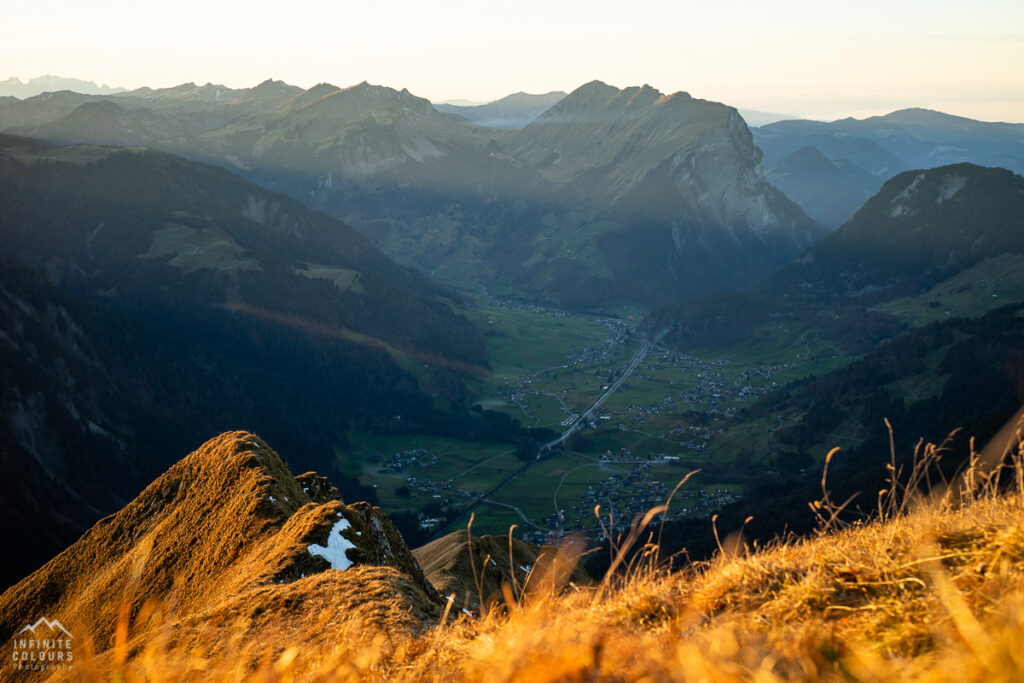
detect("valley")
[334,293,855,548]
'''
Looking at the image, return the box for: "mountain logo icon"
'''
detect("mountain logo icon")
[17,617,73,639]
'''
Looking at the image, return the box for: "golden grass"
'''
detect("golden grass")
[69,418,1024,681]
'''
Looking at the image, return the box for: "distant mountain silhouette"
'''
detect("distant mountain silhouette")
[764,145,882,227]
[753,109,1024,227]
[434,91,566,129]
[0,75,125,98]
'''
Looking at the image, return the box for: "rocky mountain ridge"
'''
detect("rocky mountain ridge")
[0,75,125,99]
[0,432,443,678]
[0,79,821,308]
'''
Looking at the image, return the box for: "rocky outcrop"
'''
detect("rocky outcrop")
[414,529,591,611]
[0,431,441,677]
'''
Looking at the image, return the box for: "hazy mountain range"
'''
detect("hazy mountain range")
[0,75,126,99]
[4,78,1021,305]
[435,91,568,129]
[753,109,1024,227]
[0,79,821,308]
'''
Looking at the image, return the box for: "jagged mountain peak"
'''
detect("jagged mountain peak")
[251,78,301,95]
[502,80,821,305]
[513,80,749,197]
[0,432,441,672]
[287,82,342,108]
[0,75,125,98]
[540,81,696,120]
[285,81,437,120]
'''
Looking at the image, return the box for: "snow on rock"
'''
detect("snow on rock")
[308,517,358,571]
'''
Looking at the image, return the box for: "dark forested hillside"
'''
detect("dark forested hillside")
[647,163,1024,353]
[0,135,552,589]
[762,164,1024,303]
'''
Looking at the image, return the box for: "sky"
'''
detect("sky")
[3,0,1023,122]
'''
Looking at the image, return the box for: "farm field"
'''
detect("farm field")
[336,432,522,516]
[875,253,1024,326]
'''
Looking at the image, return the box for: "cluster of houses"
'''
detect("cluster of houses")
[539,461,739,544]
[378,447,439,473]
[401,475,479,502]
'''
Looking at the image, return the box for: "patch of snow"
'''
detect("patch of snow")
[308,518,357,571]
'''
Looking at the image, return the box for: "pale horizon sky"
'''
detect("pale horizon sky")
[3,0,1023,122]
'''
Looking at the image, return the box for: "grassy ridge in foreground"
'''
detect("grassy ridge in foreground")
[72,421,1024,681]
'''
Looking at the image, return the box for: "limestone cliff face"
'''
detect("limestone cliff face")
[663,110,819,245]
[510,83,823,305]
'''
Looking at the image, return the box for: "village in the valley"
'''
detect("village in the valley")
[364,299,812,543]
